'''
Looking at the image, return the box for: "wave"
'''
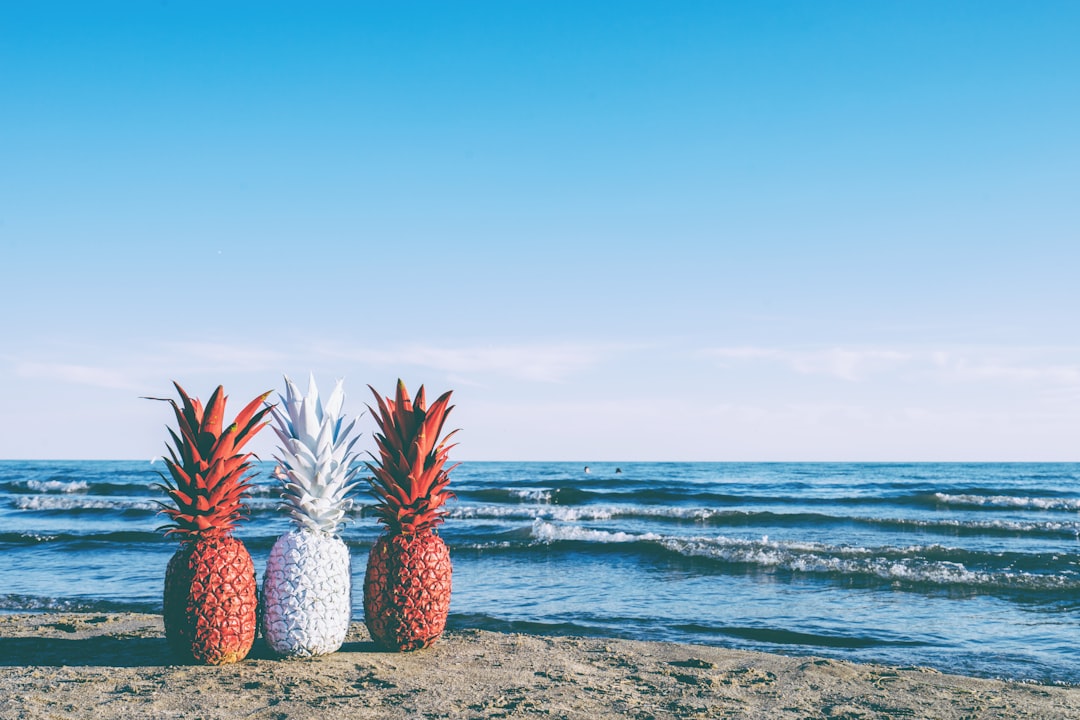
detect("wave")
[25,479,90,493]
[448,613,927,652]
[531,522,661,544]
[464,487,591,505]
[446,504,1080,539]
[458,485,1080,514]
[522,521,1079,593]
[12,496,161,512]
[445,613,631,640]
[659,536,1077,590]
[0,593,156,614]
[449,503,651,522]
[10,493,286,514]
[932,493,1080,512]
[1,479,95,494]
[0,474,280,498]
[0,530,164,547]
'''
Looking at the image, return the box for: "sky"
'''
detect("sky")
[1,2,1078,461]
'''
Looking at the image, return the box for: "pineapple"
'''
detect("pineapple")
[363,379,458,651]
[261,374,362,657]
[151,382,272,665]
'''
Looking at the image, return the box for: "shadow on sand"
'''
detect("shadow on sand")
[0,635,173,667]
[0,632,388,667]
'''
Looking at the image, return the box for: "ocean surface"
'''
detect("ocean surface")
[1,460,1078,684]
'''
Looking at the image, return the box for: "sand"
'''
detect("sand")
[0,613,1076,719]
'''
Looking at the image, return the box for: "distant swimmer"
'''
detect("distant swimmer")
[584,466,590,473]
[615,468,622,474]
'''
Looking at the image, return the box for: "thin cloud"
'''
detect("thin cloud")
[930,351,1080,385]
[703,346,910,381]
[704,345,1080,387]
[9,340,289,394]
[15,362,143,391]
[322,342,618,383]
[160,341,287,372]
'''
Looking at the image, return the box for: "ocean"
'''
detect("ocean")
[1,460,1077,685]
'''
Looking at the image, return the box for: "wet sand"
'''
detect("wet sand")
[0,613,1076,719]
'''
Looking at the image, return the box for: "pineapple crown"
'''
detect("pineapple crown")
[365,379,459,534]
[269,374,363,534]
[148,382,272,538]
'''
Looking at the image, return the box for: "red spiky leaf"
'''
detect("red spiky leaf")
[364,380,458,535]
[147,384,271,539]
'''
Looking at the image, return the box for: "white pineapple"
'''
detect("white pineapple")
[260,374,361,657]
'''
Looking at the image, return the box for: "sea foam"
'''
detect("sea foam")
[934,493,1080,511]
[25,479,90,493]
[14,496,159,512]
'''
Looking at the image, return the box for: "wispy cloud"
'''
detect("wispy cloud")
[9,340,289,393]
[929,351,1080,385]
[7,339,625,394]
[702,345,1080,388]
[321,342,620,383]
[15,362,144,391]
[159,341,288,372]
[703,346,911,381]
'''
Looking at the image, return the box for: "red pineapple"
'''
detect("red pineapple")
[364,380,458,651]
[151,382,272,664]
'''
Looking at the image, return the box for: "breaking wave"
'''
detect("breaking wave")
[24,479,90,493]
[13,496,161,512]
[525,521,1080,594]
[932,493,1080,512]
[447,504,1080,539]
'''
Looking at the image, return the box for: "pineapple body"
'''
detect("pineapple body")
[163,534,257,665]
[263,375,361,657]
[363,530,452,651]
[261,529,352,657]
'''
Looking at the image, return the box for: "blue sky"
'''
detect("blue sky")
[2,2,1078,460]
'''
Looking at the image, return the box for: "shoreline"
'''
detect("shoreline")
[1,613,1077,719]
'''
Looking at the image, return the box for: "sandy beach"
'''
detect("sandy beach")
[0,613,1075,719]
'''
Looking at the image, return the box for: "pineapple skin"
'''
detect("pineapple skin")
[363,530,452,651]
[163,534,257,665]
[261,529,352,657]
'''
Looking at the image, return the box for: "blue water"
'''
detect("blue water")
[1,461,1078,684]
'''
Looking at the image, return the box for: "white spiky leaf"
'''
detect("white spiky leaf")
[271,374,362,534]
[323,378,345,422]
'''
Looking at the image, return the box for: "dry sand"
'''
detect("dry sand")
[0,613,1076,719]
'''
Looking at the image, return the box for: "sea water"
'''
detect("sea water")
[1,461,1077,684]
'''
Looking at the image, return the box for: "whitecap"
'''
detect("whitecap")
[511,488,554,503]
[25,479,90,494]
[530,520,661,544]
[660,535,1077,591]
[934,493,1080,511]
[14,496,159,512]
[449,504,722,522]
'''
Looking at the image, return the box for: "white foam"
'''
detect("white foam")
[898,517,1080,535]
[516,520,1077,590]
[530,520,662,544]
[449,504,723,522]
[661,536,1075,590]
[19,532,58,542]
[511,488,554,502]
[14,496,159,512]
[449,505,615,522]
[25,479,90,493]
[934,493,1080,511]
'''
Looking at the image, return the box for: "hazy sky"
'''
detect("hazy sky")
[2,2,1078,461]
